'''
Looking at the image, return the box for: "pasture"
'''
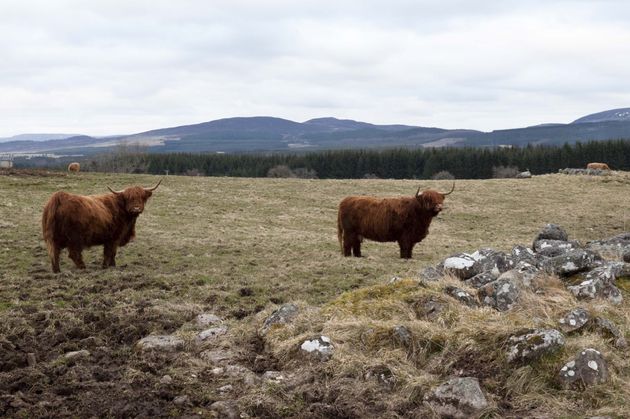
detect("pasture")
[1,170,629,417]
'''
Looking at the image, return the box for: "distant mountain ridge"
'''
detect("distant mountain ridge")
[0,133,81,143]
[3,109,630,155]
[572,107,630,124]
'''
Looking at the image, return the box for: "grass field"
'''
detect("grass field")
[1,170,629,417]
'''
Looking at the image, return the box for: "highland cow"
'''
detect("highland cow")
[586,162,611,170]
[337,184,454,258]
[42,179,162,273]
[67,162,80,173]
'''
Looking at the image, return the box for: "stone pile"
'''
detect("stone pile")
[420,223,629,309]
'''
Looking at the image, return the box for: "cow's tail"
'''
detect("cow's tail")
[42,193,60,262]
[337,210,344,254]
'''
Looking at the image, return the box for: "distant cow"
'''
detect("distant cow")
[337,184,454,258]
[67,162,80,173]
[42,179,162,273]
[586,162,611,170]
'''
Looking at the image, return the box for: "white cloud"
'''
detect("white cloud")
[1,0,630,135]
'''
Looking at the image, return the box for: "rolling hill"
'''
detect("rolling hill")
[3,108,630,155]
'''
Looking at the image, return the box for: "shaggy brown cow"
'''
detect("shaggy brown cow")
[586,162,611,170]
[337,184,454,259]
[42,179,162,273]
[67,162,80,173]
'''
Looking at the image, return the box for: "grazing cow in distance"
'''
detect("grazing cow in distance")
[42,179,162,273]
[586,162,611,170]
[337,183,454,259]
[68,162,80,173]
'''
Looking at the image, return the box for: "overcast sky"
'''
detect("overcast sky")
[2,0,630,137]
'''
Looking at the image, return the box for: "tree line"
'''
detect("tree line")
[83,139,630,179]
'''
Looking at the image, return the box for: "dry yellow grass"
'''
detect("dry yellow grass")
[0,170,629,417]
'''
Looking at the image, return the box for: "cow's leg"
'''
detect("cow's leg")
[50,244,61,273]
[342,233,354,257]
[398,240,413,259]
[352,238,362,257]
[103,243,117,268]
[68,247,86,269]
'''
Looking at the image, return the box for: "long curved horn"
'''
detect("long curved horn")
[416,186,423,197]
[144,178,163,192]
[107,186,123,194]
[441,182,455,196]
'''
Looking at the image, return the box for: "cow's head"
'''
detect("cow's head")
[415,182,454,215]
[108,178,162,216]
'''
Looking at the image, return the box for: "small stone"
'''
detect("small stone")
[507,329,565,363]
[558,307,590,334]
[559,348,608,389]
[424,377,488,419]
[444,285,478,308]
[219,384,233,392]
[196,326,228,342]
[534,223,569,242]
[441,254,480,280]
[262,371,285,382]
[173,395,190,406]
[195,313,222,328]
[160,375,173,384]
[418,266,444,282]
[260,303,299,335]
[64,350,90,360]
[301,336,334,361]
[136,335,184,352]
[392,325,412,347]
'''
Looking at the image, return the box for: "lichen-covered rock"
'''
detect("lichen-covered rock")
[260,303,299,335]
[588,317,628,349]
[392,325,412,347]
[559,348,609,389]
[441,253,481,280]
[301,336,334,361]
[567,265,623,304]
[539,249,601,277]
[470,248,514,276]
[136,335,184,352]
[418,266,444,282]
[478,277,520,311]
[558,307,590,334]
[412,296,445,320]
[424,377,488,419]
[196,325,228,342]
[516,170,532,178]
[534,223,569,242]
[511,245,539,265]
[507,328,565,363]
[498,261,540,288]
[586,233,630,257]
[464,271,497,288]
[533,239,581,257]
[444,285,479,308]
[195,313,222,328]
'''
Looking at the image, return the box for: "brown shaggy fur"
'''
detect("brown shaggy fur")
[337,189,448,259]
[67,162,80,173]
[42,184,158,273]
[586,162,611,170]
